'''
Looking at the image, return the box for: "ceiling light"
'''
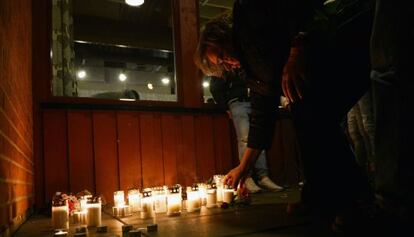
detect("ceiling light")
[161,77,170,85]
[202,81,210,88]
[147,83,154,90]
[118,73,127,82]
[125,0,144,7]
[77,70,86,79]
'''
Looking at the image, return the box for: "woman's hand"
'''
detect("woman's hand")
[223,165,246,189]
[223,147,261,189]
[282,46,307,103]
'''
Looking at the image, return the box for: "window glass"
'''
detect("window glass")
[51,0,177,101]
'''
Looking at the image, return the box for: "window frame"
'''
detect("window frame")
[34,0,206,108]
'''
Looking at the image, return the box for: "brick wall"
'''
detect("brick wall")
[0,0,34,236]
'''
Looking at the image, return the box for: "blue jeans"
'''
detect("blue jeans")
[228,101,268,179]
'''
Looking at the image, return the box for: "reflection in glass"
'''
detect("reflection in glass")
[51,0,177,101]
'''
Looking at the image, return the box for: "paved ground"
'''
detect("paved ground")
[13,188,342,237]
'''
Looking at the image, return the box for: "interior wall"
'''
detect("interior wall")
[0,0,34,236]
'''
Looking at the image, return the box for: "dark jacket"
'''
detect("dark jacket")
[209,71,249,108]
[232,0,371,149]
[232,0,312,149]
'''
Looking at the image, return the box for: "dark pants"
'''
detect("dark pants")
[289,9,373,218]
[371,0,414,229]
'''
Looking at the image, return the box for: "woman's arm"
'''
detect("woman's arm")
[223,147,262,188]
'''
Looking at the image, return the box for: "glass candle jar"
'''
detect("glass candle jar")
[140,190,155,219]
[153,186,167,214]
[167,186,182,216]
[198,183,208,206]
[86,197,102,227]
[79,194,92,211]
[128,189,141,213]
[214,175,225,203]
[113,191,125,207]
[222,185,234,204]
[72,210,87,224]
[52,198,69,230]
[186,186,201,212]
[206,184,217,208]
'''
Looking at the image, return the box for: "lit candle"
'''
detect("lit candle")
[86,197,102,227]
[140,190,155,219]
[214,175,225,203]
[222,185,234,204]
[112,205,131,217]
[128,189,141,213]
[167,186,182,216]
[79,195,92,211]
[113,191,125,207]
[206,184,217,208]
[186,186,201,212]
[198,183,208,206]
[152,186,167,214]
[52,199,69,230]
[72,210,87,224]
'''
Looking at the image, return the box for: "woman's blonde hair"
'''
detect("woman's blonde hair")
[194,11,234,77]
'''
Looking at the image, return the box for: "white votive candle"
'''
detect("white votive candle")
[153,187,167,214]
[72,210,87,224]
[167,187,182,216]
[52,204,69,230]
[113,191,125,207]
[198,183,208,206]
[206,188,217,208]
[128,189,141,213]
[186,186,201,212]
[86,198,101,227]
[223,187,234,204]
[140,191,155,219]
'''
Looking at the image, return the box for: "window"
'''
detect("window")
[51,0,177,102]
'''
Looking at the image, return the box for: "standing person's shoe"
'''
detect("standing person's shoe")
[258,176,284,192]
[244,177,262,193]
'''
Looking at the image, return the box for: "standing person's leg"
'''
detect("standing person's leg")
[289,6,373,223]
[228,101,262,193]
[254,140,284,191]
[371,2,414,232]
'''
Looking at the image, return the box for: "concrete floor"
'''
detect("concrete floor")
[14,188,338,237]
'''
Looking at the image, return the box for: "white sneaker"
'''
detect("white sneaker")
[244,177,262,193]
[258,176,284,192]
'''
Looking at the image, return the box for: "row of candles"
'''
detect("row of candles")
[112,175,235,218]
[51,175,233,232]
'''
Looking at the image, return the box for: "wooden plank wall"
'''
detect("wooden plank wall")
[41,109,236,204]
